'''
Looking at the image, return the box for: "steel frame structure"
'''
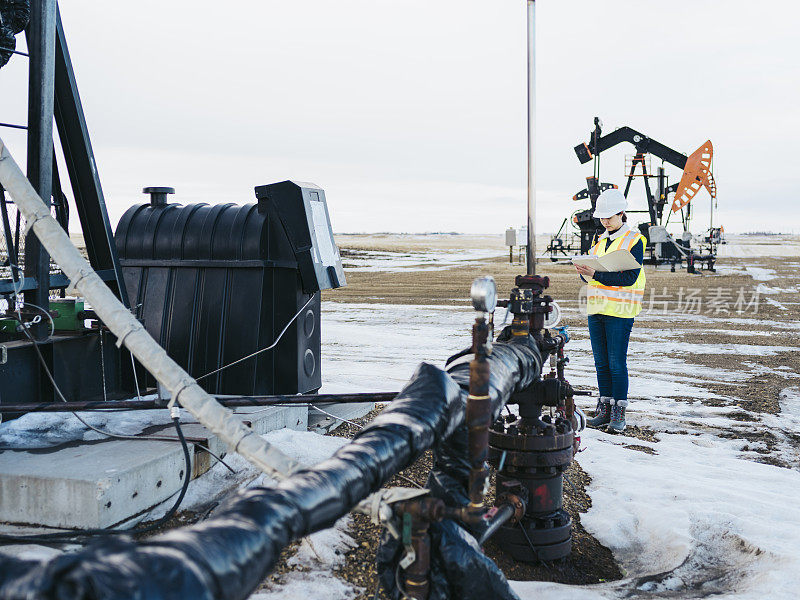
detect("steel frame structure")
[0,0,133,406]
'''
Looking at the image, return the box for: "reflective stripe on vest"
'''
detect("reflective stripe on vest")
[586,228,646,318]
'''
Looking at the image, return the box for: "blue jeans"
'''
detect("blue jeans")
[588,314,634,403]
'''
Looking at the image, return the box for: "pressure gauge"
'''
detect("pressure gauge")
[470,276,497,313]
[544,301,562,329]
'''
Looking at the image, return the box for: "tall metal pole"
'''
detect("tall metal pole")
[525,0,536,275]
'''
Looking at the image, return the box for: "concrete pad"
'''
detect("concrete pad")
[0,440,189,529]
[235,405,308,435]
[0,405,308,529]
[308,402,374,433]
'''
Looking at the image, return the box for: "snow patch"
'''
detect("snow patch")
[287,516,356,569]
[779,387,800,419]
[745,266,777,281]
[342,248,504,272]
[0,396,164,450]
[251,571,360,600]
[576,428,800,598]
[146,429,351,519]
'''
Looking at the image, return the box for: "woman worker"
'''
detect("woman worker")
[574,188,646,433]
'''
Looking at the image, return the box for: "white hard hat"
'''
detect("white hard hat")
[593,188,627,219]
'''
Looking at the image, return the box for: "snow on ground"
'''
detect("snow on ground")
[251,573,357,600]
[341,248,505,272]
[3,298,797,598]
[0,408,361,599]
[247,432,363,600]
[142,426,364,599]
[780,387,800,418]
[744,266,777,281]
[316,300,800,598]
[0,395,163,450]
[513,426,800,600]
[716,235,800,258]
[320,303,474,392]
[252,515,361,600]
[142,428,352,520]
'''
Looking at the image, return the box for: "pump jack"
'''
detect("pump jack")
[547,117,719,272]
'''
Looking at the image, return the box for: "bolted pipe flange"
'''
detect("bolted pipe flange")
[490,412,574,561]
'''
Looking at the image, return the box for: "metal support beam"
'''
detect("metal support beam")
[640,158,657,225]
[53,6,128,306]
[0,186,19,276]
[525,0,536,275]
[23,0,57,338]
[0,270,118,294]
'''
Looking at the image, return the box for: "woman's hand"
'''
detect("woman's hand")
[575,264,596,278]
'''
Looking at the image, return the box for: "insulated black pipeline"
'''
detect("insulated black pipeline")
[0,336,542,600]
[477,504,517,546]
[0,392,397,416]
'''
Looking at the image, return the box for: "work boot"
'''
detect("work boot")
[608,400,628,433]
[587,397,611,428]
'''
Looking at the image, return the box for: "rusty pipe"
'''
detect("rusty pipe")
[394,498,444,600]
[403,519,431,600]
[467,315,491,510]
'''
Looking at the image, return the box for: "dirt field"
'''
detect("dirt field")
[327,234,800,422]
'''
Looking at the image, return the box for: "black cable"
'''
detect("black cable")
[0,295,213,543]
[0,45,28,57]
[444,347,471,368]
[517,520,551,572]
[0,416,192,545]
[2,303,235,473]
[195,294,315,382]
[0,268,197,544]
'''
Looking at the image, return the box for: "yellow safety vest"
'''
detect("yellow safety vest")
[586,228,646,318]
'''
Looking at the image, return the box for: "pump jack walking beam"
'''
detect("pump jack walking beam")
[575,125,688,170]
[575,119,716,220]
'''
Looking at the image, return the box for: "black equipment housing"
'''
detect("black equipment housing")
[115,182,344,396]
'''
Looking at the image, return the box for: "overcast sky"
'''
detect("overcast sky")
[0,0,797,234]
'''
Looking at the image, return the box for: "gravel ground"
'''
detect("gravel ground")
[314,406,623,598]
